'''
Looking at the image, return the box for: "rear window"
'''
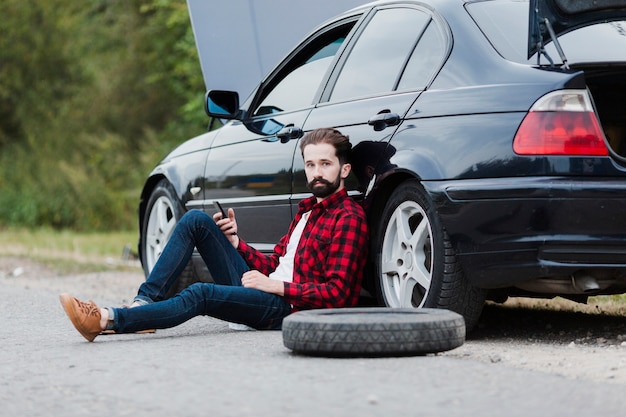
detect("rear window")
[466,0,626,65]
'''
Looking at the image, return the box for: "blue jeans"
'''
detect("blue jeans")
[111,210,292,332]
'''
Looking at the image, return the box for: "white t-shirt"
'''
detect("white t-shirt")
[268,211,310,283]
[230,210,310,331]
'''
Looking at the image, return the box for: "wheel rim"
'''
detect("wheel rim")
[145,195,177,272]
[380,200,433,308]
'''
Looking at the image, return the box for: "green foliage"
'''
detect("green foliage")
[0,0,207,230]
[0,0,83,147]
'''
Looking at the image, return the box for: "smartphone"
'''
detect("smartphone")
[215,201,227,218]
[215,201,237,235]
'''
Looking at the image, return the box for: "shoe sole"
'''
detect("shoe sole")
[99,329,156,335]
[59,293,99,342]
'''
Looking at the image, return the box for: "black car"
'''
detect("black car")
[138,0,626,329]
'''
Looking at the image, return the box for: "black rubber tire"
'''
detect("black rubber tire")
[140,179,201,298]
[372,180,486,331]
[282,307,465,357]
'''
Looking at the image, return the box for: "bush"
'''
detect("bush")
[0,0,206,231]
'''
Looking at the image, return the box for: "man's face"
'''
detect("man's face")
[303,142,351,200]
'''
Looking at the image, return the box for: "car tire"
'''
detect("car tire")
[282,307,465,357]
[372,180,486,331]
[140,179,200,298]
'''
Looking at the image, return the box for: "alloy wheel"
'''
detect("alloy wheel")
[380,200,433,308]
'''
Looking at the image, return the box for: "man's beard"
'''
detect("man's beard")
[306,174,341,198]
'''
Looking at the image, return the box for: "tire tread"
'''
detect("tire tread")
[283,308,465,357]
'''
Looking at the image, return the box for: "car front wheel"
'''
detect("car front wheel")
[142,180,181,274]
[140,179,200,297]
[373,180,485,331]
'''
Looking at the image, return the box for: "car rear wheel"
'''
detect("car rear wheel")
[140,179,199,297]
[373,180,485,331]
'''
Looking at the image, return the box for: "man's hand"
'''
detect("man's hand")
[213,208,239,248]
[241,270,285,296]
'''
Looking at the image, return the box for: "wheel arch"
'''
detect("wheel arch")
[137,172,186,264]
[365,171,486,330]
[366,169,428,233]
[362,170,422,293]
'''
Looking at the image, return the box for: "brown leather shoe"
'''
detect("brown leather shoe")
[59,293,102,342]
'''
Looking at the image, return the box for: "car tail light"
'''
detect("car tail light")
[513,90,609,156]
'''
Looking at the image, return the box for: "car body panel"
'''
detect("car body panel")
[202,116,305,246]
[293,92,423,197]
[423,176,626,287]
[142,131,215,207]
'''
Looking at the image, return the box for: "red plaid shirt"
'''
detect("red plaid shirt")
[237,189,368,310]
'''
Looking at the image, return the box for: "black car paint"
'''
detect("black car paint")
[139,0,626,301]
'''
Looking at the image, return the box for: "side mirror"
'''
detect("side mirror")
[205,90,240,119]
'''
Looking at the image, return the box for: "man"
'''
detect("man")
[60,128,369,342]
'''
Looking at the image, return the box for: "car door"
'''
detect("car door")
[293,4,450,205]
[202,17,360,250]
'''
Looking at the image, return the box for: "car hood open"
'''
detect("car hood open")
[186,0,366,99]
[528,0,626,58]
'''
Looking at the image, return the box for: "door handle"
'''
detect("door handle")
[276,125,304,143]
[368,110,400,132]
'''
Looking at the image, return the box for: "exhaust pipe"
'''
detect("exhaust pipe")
[571,272,601,293]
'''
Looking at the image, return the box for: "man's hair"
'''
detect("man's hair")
[299,128,352,165]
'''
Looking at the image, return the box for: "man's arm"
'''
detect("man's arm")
[240,270,284,295]
[237,234,288,276]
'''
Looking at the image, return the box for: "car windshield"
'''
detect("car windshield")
[466,0,626,65]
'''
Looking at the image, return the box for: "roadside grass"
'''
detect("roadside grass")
[0,227,141,274]
[498,294,626,317]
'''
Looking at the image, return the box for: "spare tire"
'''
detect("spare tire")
[282,307,465,357]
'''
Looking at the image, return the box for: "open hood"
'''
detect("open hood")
[186,0,366,99]
[528,0,626,59]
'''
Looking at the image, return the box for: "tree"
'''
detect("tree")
[0,0,206,230]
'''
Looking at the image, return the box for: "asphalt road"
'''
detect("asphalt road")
[1,281,625,417]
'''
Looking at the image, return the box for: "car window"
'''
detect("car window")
[397,20,446,90]
[253,23,354,117]
[330,7,430,101]
[467,1,626,65]
[465,0,530,63]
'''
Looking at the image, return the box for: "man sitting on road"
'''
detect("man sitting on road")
[60,127,369,342]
